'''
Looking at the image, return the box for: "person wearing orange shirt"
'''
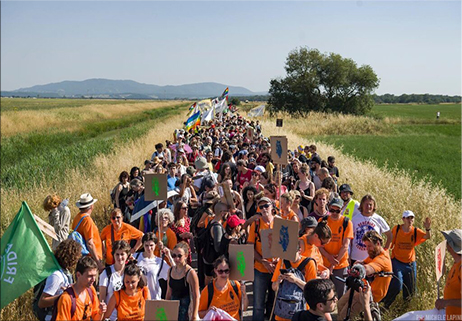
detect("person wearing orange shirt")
[55,256,106,321]
[100,209,143,266]
[435,229,462,321]
[318,197,354,299]
[198,256,248,320]
[72,193,104,272]
[247,197,278,321]
[271,248,319,321]
[280,192,299,223]
[383,210,431,308]
[299,220,331,278]
[337,231,392,320]
[104,262,151,321]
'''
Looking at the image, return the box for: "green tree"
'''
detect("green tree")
[268,47,380,115]
[230,97,241,106]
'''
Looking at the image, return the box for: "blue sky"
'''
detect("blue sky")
[1,1,461,95]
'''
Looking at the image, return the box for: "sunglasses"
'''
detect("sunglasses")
[181,207,188,210]
[112,216,122,220]
[259,203,271,210]
[324,294,338,303]
[216,269,230,275]
[329,209,341,214]
[171,253,183,259]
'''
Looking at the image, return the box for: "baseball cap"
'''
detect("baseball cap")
[227,215,246,229]
[441,229,462,254]
[257,197,272,205]
[329,197,344,208]
[254,165,266,173]
[402,210,415,218]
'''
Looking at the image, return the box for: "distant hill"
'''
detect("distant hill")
[3,79,267,99]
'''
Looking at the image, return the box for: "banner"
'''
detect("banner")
[247,104,265,117]
[0,202,61,309]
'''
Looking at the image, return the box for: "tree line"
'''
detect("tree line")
[373,93,461,104]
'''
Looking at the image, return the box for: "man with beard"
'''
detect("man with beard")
[310,156,323,190]
[337,231,392,320]
[338,184,360,220]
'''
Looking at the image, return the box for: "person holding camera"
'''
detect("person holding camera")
[291,279,373,321]
[337,230,392,320]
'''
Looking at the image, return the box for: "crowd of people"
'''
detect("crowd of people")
[37,112,461,321]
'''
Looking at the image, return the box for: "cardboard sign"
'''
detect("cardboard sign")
[145,299,180,321]
[144,173,168,201]
[229,244,254,281]
[435,240,447,282]
[270,136,288,165]
[33,214,58,241]
[276,119,283,127]
[271,217,299,261]
[260,229,273,259]
[219,182,236,209]
[246,126,254,138]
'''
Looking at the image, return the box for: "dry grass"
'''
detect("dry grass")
[261,117,461,317]
[0,112,186,321]
[261,111,393,136]
[1,100,186,137]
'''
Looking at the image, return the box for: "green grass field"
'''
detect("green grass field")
[315,103,461,199]
[1,101,189,190]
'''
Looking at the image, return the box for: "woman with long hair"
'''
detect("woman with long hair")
[171,201,193,264]
[242,186,258,219]
[290,190,309,222]
[217,163,233,184]
[104,263,150,321]
[166,242,200,321]
[114,171,131,220]
[43,194,71,251]
[294,163,315,212]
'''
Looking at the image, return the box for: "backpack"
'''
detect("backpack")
[393,225,417,248]
[199,221,223,264]
[206,280,241,320]
[68,215,90,255]
[32,279,51,321]
[110,183,121,204]
[50,286,94,321]
[274,258,315,320]
[322,215,349,242]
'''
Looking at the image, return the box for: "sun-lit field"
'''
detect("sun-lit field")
[1,99,460,320]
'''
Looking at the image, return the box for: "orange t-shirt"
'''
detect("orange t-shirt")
[444,261,461,320]
[199,280,242,320]
[281,209,298,221]
[248,217,277,273]
[390,225,426,263]
[319,216,354,269]
[155,228,177,266]
[364,250,392,302]
[299,235,324,268]
[101,223,144,265]
[72,213,102,260]
[55,285,100,321]
[114,287,149,321]
[271,256,317,321]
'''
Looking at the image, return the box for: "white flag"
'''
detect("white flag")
[247,104,265,117]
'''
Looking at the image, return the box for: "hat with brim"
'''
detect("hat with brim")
[329,197,344,208]
[204,191,219,204]
[402,210,415,218]
[441,229,462,254]
[76,193,98,209]
[194,157,208,170]
[257,197,272,205]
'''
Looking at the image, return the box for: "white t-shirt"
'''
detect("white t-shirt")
[351,213,390,261]
[99,265,124,321]
[137,256,169,300]
[43,269,73,321]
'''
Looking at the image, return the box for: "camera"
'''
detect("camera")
[280,269,290,275]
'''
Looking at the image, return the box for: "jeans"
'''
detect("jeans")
[171,294,191,321]
[253,269,275,321]
[383,258,417,308]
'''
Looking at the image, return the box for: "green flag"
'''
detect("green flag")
[0,201,61,309]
